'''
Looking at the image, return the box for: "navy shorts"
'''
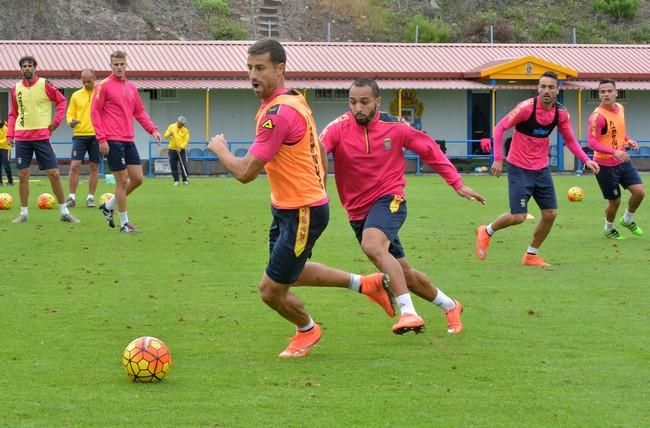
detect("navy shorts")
[349,194,406,259]
[107,141,141,172]
[71,136,100,163]
[14,140,58,170]
[595,162,643,200]
[508,164,557,214]
[266,203,329,285]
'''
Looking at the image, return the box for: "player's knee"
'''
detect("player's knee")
[47,169,61,180]
[259,281,282,308]
[511,213,527,224]
[360,240,384,261]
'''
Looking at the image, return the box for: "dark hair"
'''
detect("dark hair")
[0,120,6,127]
[350,77,381,97]
[248,39,286,64]
[19,55,37,67]
[540,71,559,83]
[599,78,616,88]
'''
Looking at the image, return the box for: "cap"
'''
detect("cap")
[177,116,187,124]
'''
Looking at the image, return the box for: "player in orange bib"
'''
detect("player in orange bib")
[587,79,645,239]
[207,39,394,358]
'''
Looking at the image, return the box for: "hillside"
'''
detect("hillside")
[0,0,649,44]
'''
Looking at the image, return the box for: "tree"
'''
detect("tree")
[404,14,451,43]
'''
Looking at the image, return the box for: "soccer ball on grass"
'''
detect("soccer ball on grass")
[567,186,584,202]
[0,193,13,210]
[122,336,172,382]
[37,193,56,209]
[99,192,114,206]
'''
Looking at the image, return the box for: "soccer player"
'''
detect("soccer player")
[7,55,79,224]
[320,78,486,335]
[207,39,394,358]
[91,50,161,233]
[587,79,645,239]
[163,116,190,186]
[0,119,13,186]
[475,71,600,267]
[66,69,100,208]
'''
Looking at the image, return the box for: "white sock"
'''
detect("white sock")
[59,204,70,215]
[69,193,76,200]
[297,317,315,332]
[21,206,28,216]
[87,194,94,200]
[526,246,538,255]
[486,223,495,236]
[623,209,634,224]
[119,211,129,226]
[604,221,614,232]
[106,196,117,210]
[395,293,417,316]
[432,289,456,311]
[348,274,361,293]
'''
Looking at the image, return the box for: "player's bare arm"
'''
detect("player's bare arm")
[208,133,265,183]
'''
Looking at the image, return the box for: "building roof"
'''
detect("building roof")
[1,40,650,88]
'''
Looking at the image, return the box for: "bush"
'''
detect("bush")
[404,14,451,43]
[592,0,640,21]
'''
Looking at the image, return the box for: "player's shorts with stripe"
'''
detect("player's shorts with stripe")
[508,163,557,214]
[349,194,407,259]
[595,162,643,200]
[14,140,58,170]
[266,203,329,285]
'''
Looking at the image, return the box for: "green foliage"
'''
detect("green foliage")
[194,0,247,40]
[629,24,650,42]
[210,17,248,40]
[533,20,563,42]
[404,14,452,43]
[592,0,640,21]
[194,0,229,15]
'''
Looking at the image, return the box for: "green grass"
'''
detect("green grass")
[1,174,648,427]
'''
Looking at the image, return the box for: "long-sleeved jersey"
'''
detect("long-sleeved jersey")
[493,96,590,170]
[90,74,157,143]
[321,110,463,221]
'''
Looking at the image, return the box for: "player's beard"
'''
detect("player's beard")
[354,108,376,126]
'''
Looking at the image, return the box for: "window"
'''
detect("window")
[587,89,627,103]
[145,89,179,102]
[314,89,348,101]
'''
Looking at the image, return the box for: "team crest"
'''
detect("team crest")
[520,199,526,208]
[261,119,274,129]
[383,137,392,150]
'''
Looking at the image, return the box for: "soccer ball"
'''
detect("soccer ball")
[0,193,13,210]
[99,192,114,206]
[37,193,56,209]
[122,336,172,382]
[567,186,584,202]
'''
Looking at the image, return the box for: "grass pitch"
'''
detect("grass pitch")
[0,174,648,427]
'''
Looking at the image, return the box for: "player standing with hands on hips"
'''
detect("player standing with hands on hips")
[91,50,161,233]
[7,55,79,224]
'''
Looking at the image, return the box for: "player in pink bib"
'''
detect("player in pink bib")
[476,71,599,267]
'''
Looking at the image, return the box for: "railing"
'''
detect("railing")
[575,140,650,175]
[147,141,251,176]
